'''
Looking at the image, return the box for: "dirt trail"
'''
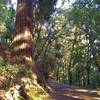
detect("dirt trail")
[0,80,100,100]
[47,80,100,100]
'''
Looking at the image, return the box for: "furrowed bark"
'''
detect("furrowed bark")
[10,0,50,93]
[11,0,33,58]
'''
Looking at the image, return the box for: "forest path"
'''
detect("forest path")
[46,80,100,100]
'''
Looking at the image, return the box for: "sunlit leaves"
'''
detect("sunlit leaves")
[0,0,15,45]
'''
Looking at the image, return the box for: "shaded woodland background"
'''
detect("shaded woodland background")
[0,0,100,99]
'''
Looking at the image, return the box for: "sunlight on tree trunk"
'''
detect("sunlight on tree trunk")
[10,1,51,98]
[11,0,33,60]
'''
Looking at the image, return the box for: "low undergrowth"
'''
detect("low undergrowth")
[0,57,49,100]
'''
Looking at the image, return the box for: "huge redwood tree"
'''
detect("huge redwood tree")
[11,0,33,60]
[0,0,57,95]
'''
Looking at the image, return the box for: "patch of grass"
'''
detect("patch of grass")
[27,85,48,100]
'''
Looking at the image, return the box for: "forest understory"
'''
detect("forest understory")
[0,0,100,100]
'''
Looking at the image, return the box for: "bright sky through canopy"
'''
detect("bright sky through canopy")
[56,0,75,8]
[11,0,75,9]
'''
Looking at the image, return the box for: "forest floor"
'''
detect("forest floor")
[0,79,100,100]
[44,80,100,100]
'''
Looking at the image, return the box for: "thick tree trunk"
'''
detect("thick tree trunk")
[0,1,51,99]
[10,0,50,94]
[11,0,33,59]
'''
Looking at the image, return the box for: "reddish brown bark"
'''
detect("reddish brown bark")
[11,0,33,58]
[10,0,50,92]
[0,2,51,98]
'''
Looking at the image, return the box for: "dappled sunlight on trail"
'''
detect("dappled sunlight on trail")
[47,80,100,100]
